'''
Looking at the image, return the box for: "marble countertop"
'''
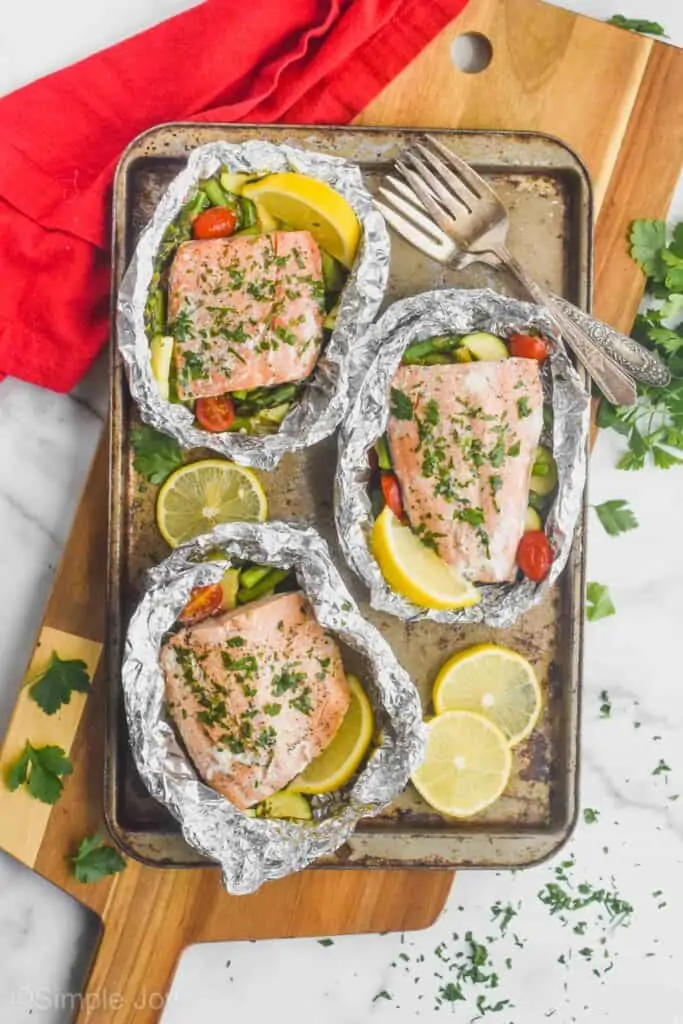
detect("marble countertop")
[1,2,683,1021]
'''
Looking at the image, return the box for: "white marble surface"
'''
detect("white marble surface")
[1,2,683,1021]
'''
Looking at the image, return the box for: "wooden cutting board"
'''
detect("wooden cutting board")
[1,1,682,1021]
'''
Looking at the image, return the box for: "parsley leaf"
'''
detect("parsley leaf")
[608,15,667,37]
[599,690,612,718]
[317,938,334,947]
[630,219,667,278]
[390,388,414,421]
[593,499,639,536]
[586,582,616,622]
[28,652,91,715]
[583,808,600,824]
[131,425,183,484]
[71,833,126,883]
[598,220,683,470]
[5,742,73,805]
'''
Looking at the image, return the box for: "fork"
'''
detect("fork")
[377,136,670,405]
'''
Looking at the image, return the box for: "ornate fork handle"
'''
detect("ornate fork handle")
[489,245,638,406]
[550,296,670,387]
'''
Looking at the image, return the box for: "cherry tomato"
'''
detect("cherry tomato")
[195,395,236,432]
[381,472,406,520]
[509,333,550,362]
[192,207,238,240]
[178,583,223,624]
[516,531,553,582]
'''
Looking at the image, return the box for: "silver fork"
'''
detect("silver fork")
[377,136,670,405]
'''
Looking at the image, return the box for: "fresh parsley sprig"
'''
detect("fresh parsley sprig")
[586,582,616,622]
[6,742,73,805]
[598,219,683,470]
[131,424,184,484]
[607,15,667,37]
[71,833,126,883]
[28,652,91,715]
[592,499,639,537]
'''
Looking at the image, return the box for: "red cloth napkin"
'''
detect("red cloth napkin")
[0,0,468,392]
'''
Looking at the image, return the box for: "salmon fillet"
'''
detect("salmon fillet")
[387,359,543,583]
[167,231,324,400]
[161,591,351,810]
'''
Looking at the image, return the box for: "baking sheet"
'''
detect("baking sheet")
[108,124,590,869]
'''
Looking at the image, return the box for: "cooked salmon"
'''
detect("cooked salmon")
[168,231,324,401]
[161,591,351,809]
[387,359,543,583]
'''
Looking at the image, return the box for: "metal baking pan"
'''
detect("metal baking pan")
[107,124,590,870]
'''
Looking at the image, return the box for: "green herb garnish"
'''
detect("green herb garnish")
[6,742,73,805]
[586,582,616,622]
[28,652,91,715]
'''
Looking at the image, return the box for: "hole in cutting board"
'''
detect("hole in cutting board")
[450,32,493,74]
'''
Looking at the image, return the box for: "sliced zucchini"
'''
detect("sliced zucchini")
[219,568,240,611]
[321,250,347,294]
[219,171,253,195]
[256,402,291,426]
[150,335,174,400]
[324,300,340,331]
[524,506,543,533]
[530,445,558,497]
[255,201,280,232]
[461,332,509,361]
[374,435,392,470]
[246,791,312,820]
[454,347,473,363]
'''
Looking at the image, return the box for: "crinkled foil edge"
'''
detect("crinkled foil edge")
[121,522,425,894]
[116,141,390,469]
[335,289,590,627]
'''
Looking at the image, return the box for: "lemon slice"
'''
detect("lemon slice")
[150,335,174,400]
[371,507,480,611]
[247,791,312,820]
[241,173,361,267]
[433,644,542,746]
[411,711,512,818]
[289,675,373,795]
[156,459,267,547]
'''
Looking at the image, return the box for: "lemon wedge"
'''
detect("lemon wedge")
[247,791,312,820]
[411,711,512,818]
[241,173,361,267]
[156,459,267,547]
[371,507,480,611]
[289,675,373,795]
[150,335,174,400]
[433,644,542,747]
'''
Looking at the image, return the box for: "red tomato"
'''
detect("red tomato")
[381,472,406,520]
[516,531,553,582]
[509,333,550,362]
[192,207,238,240]
[195,395,236,432]
[178,583,223,624]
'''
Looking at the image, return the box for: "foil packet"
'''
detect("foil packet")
[121,522,425,894]
[335,289,590,628]
[116,141,390,470]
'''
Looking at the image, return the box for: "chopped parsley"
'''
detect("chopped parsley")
[263,703,281,717]
[272,667,306,696]
[290,687,313,716]
[517,396,531,418]
[390,387,414,421]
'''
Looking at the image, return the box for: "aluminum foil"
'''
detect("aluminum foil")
[116,141,390,470]
[121,521,425,894]
[335,289,590,628]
